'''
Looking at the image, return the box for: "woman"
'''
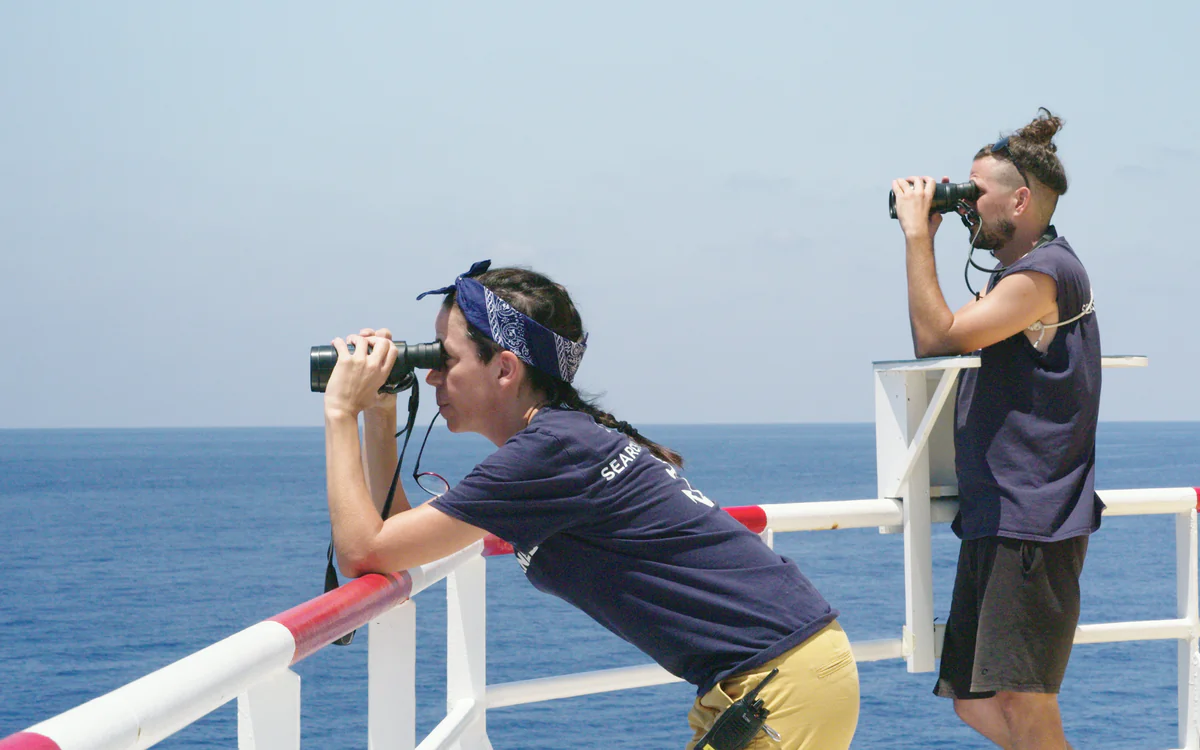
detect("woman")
[322,261,859,750]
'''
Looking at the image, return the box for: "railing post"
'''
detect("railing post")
[875,366,933,672]
[874,359,969,674]
[1176,509,1200,749]
[759,527,775,549]
[370,600,416,750]
[446,555,492,750]
[237,669,300,750]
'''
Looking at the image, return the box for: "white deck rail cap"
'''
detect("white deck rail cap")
[873,354,1147,372]
[872,355,979,372]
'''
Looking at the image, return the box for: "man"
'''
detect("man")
[891,109,1101,750]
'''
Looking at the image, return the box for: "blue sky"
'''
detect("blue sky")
[2,2,1196,428]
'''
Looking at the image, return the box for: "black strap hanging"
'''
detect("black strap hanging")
[326,376,421,646]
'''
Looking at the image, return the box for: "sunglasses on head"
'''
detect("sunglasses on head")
[988,136,1030,188]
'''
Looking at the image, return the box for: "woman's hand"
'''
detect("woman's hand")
[357,328,399,419]
[323,331,399,420]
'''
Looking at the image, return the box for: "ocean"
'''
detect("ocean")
[1,422,1198,749]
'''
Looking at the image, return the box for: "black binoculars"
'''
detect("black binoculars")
[309,341,445,394]
[888,181,979,219]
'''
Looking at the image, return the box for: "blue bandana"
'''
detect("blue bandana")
[417,260,588,384]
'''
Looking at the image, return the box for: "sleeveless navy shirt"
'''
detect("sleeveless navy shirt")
[953,229,1103,542]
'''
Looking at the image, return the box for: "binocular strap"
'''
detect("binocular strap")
[325,382,422,646]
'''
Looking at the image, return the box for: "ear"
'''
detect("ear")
[1012,186,1032,217]
[495,350,526,391]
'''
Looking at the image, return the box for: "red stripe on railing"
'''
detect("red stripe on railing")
[483,535,513,557]
[0,733,60,750]
[726,505,769,534]
[270,571,413,663]
[1195,488,1200,513]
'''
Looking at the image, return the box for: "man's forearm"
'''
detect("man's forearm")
[905,232,956,357]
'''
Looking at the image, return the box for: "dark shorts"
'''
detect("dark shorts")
[934,534,1088,699]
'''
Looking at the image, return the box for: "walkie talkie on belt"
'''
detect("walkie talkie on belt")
[695,668,782,750]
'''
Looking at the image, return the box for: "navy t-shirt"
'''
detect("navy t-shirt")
[430,408,836,695]
[954,231,1103,542]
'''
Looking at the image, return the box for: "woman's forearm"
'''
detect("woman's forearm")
[362,410,411,516]
[325,411,385,574]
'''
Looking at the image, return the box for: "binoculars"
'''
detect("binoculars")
[309,341,445,394]
[888,181,979,219]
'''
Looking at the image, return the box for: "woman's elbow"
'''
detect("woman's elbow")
[336,546,390,578]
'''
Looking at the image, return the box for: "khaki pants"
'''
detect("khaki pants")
[686,621,859,750]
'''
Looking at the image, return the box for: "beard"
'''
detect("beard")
[971,215,1017,251]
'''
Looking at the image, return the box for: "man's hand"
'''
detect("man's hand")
[892,176,950,240]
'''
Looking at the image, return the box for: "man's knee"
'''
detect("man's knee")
[953,698,979,723]
[953,697,999,727]
[997,691,1061,728]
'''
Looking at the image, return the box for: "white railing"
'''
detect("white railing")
[4,489,1195,750]
[3,355,1196,750]
[2,491,1196,750]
